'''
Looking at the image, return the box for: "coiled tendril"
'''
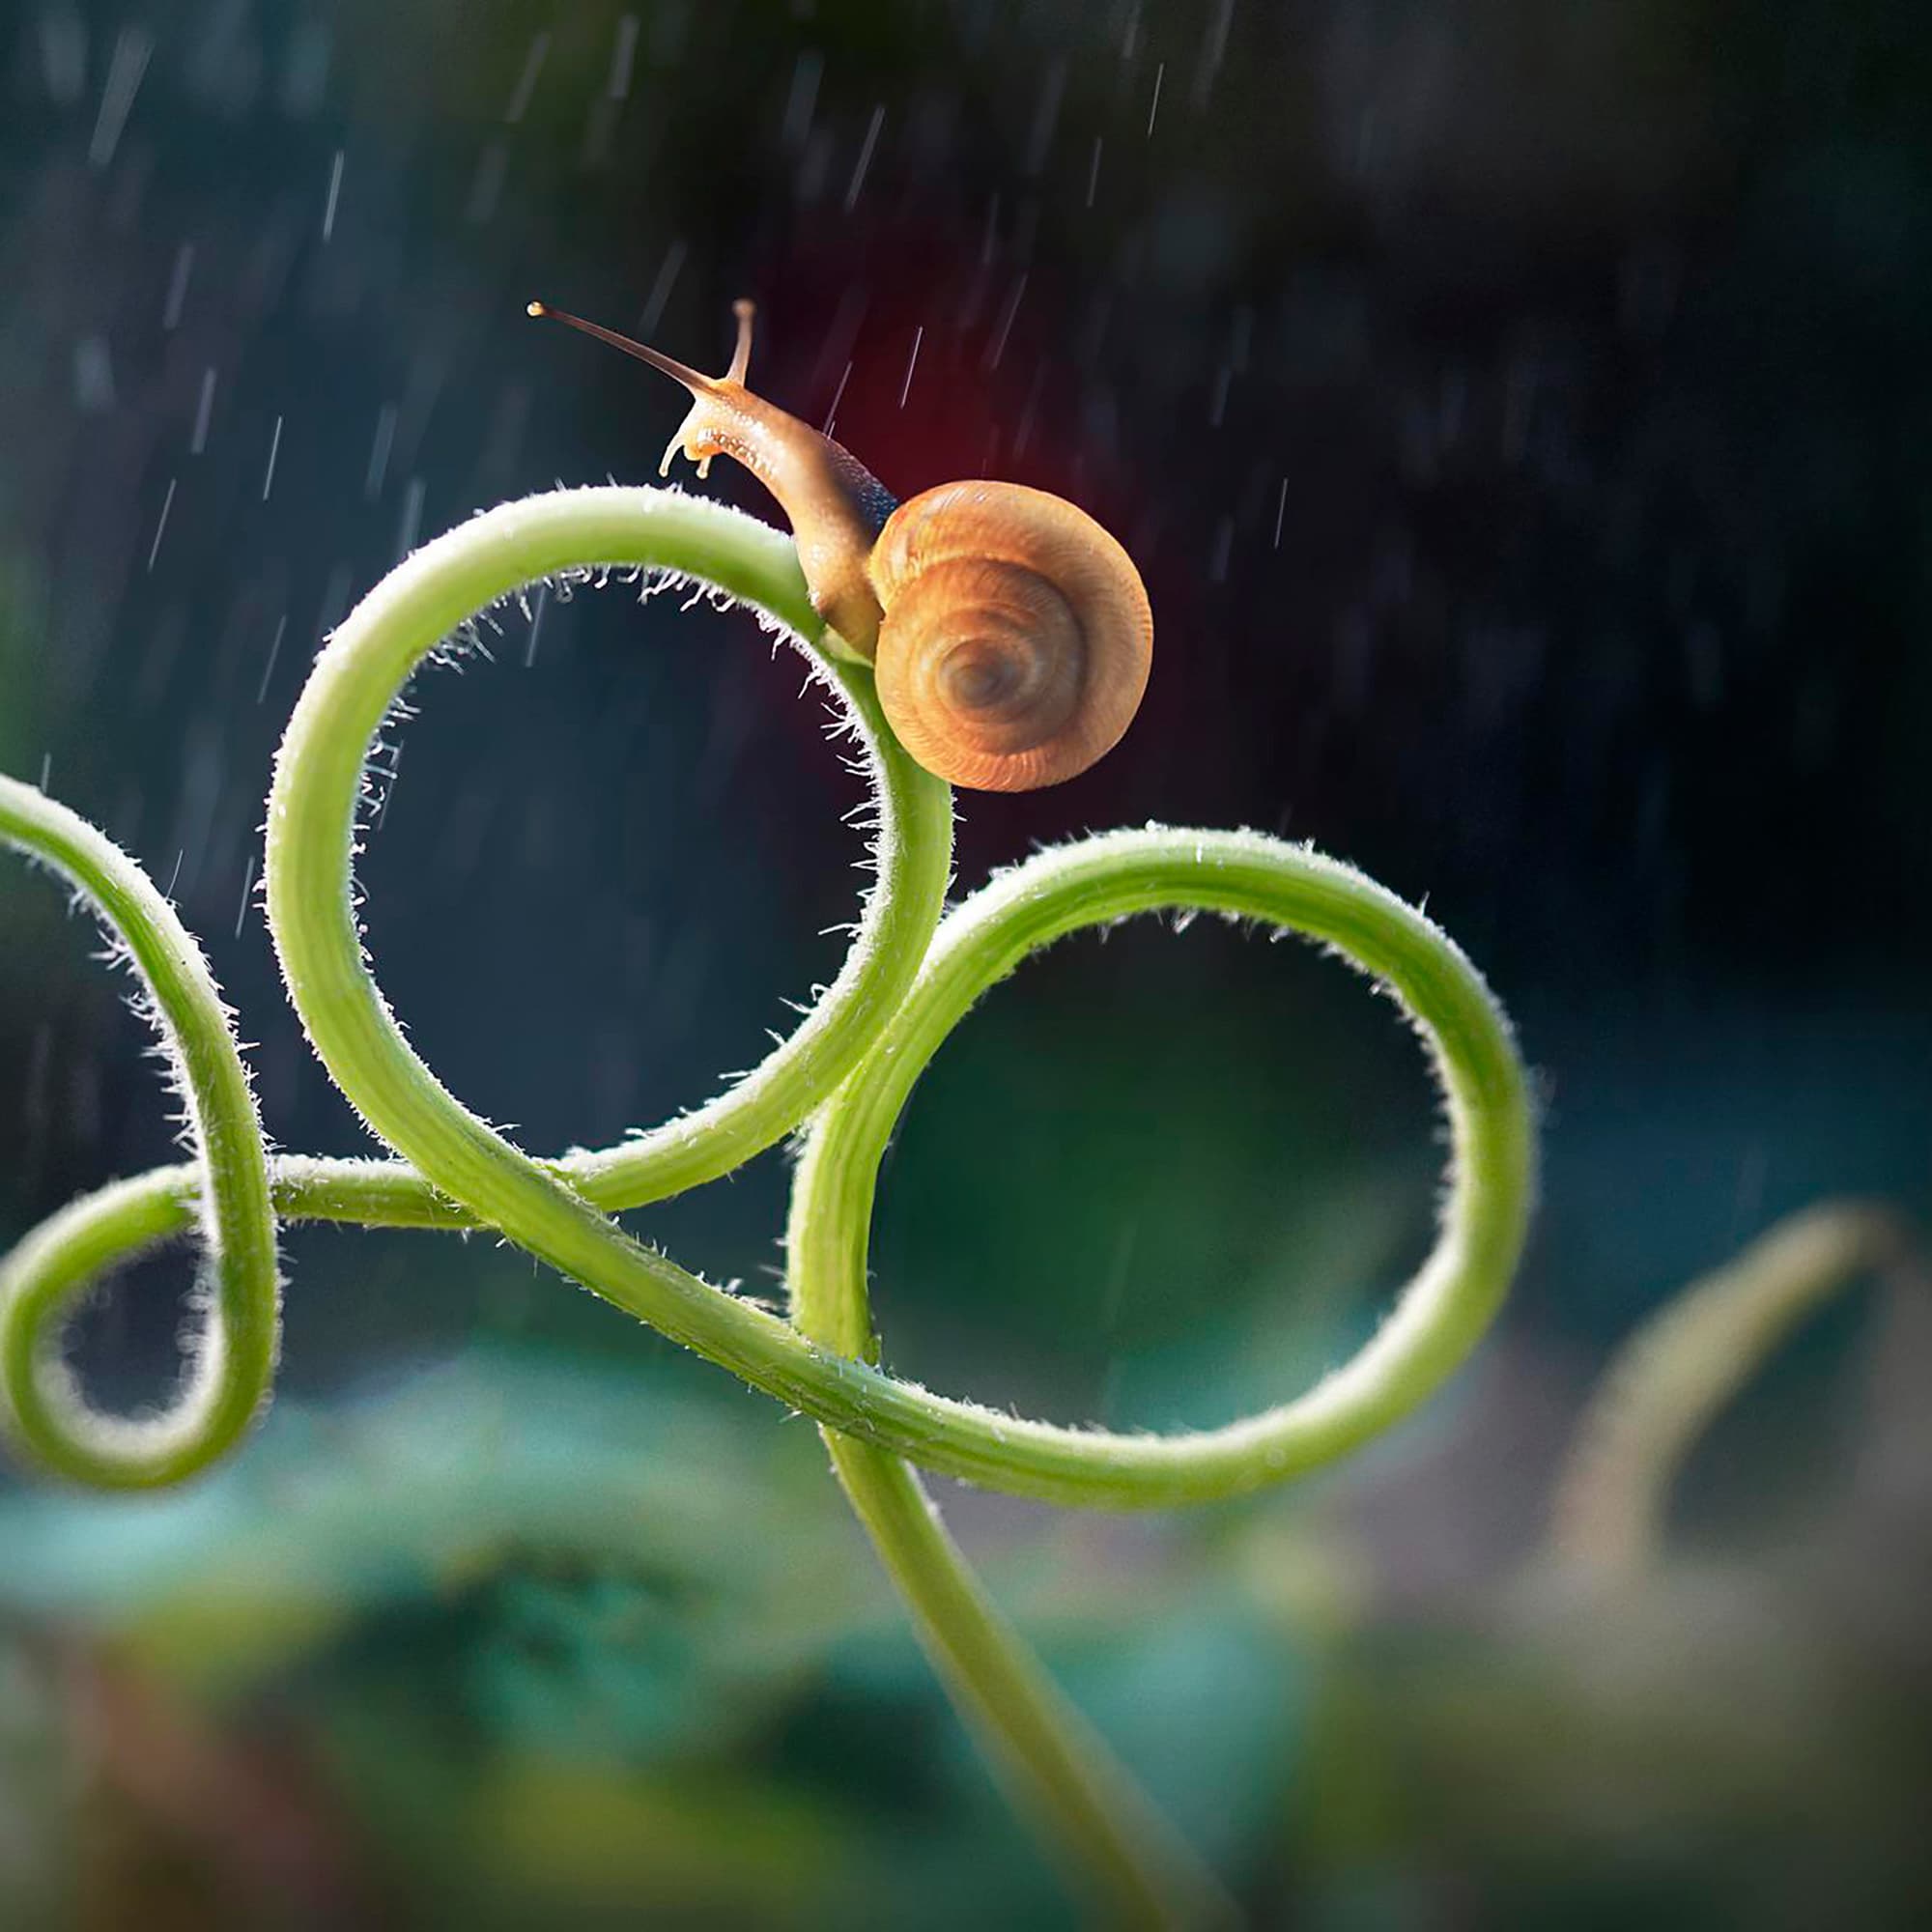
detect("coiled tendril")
[2,487,1535,1926]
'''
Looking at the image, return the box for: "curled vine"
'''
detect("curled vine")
[2,312,1536,1924]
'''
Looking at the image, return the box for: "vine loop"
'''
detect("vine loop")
[3,485,1536,1925]
[0,780,280,1487]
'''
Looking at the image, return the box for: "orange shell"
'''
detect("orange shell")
[867,482,1152,791]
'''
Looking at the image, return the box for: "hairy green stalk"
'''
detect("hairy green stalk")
[4,484,1538,1921]
[782,828,1532,1921]
[0,779,279,1486]
[2,491,952,1468]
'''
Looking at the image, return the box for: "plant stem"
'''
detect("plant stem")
[8,491,1537,1503]
[1545,1200,1912,1582]
[0,778,279,1485]
[820,1435,1236,1927]
[6,481,1542,1923]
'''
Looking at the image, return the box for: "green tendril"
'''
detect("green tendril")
[0,779,280,1487]
[1546,1201,1913,1584]
[1,491,952,1478]
[786,825,1537,1498]
[4,484,1538,1923]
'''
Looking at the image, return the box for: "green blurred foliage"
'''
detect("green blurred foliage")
[0,1289,1923,1928]
[0,1349,1319,1927]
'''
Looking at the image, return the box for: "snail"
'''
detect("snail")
[527,298,1152,791]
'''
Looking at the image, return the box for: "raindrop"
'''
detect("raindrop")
[1229,305,1254,373]
[810,287,867,394]
[898,326,923,409]
[504,33,550,125]
[608,14,639,100]
[256,614,287,704]
[322,149,344,240]
[984,272,1027,370]
[796,128,833,200]
[466,141,508,225]
[377,746,405,832]
[316,563,354,642]
[580,93,620,167]
[234,854,256,940]
[395,477,426,560]
[261,415,284,500]
[1192,0,1235,109]
[162,242,194,329]
[638,240,687,335]
[1012,359,1047,456]
[524,582,550,668]
[364,401,398,501]
[843,104,884,213]
[821,359,852,437]
[88,26,152,169]
[1208,515,1233,583]
[1025,59,1065,175]
[72,334,114,412]
[190,367,216,453]
[782,50,822,148]
[146,477,177,572]
[169,725,226,901]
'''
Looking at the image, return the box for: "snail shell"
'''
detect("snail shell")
[868,482,1153,792]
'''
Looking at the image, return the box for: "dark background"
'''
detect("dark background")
[0,3,1928,1926]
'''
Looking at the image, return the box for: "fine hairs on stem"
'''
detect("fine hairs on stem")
[2,487,1536,1925]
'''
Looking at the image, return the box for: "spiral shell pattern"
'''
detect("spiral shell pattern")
[867,482,1153,791]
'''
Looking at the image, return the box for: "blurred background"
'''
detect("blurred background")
[1,1,1929,1925]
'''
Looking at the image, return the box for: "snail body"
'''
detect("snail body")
[529,298,1151,791]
